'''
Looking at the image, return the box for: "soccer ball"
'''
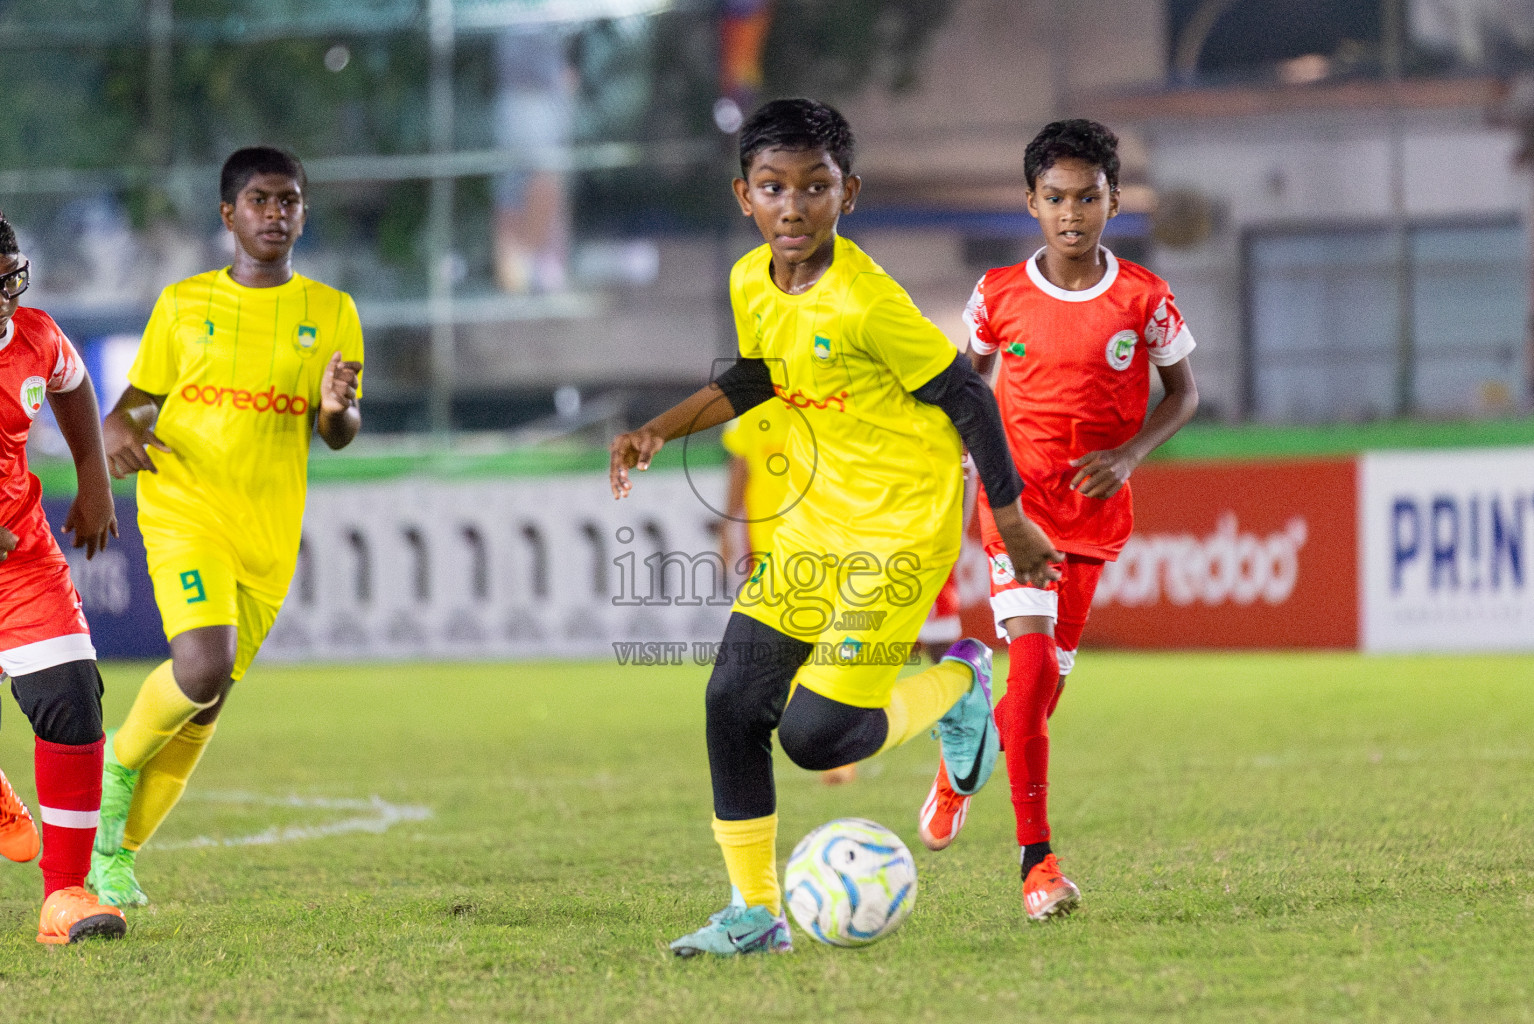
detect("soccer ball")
[784,817,917,946]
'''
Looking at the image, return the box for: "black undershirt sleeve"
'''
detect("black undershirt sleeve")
[713,357,776,417]
[910,352,1024,509]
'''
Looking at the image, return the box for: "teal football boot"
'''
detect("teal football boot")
[937,638,999,796]
[670,890,792,958]
[88,848,149,908]
[94,730,138,856]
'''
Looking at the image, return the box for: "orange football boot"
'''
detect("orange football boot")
[917,757,971,851]
[1022,853,1080,921]
[0,768,40,863]
[37,886,126,945]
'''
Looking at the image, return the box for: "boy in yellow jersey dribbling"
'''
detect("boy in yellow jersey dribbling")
[88,147,364,906]
[610,99,1062,956]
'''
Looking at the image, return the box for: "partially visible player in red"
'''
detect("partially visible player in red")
[0,213,128,944]
[918,121,1199,920]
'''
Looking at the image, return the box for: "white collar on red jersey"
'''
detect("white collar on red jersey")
[0,318,12,352]
[1025,246,1119,302]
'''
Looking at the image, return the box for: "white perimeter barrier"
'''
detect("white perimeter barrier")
[260,445,1534,659]
[263,468,732,661]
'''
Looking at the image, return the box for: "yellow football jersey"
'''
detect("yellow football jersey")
[720,397,796,555]
[129,268,364,602]
[726,235,965,703]
[728,234,963,564]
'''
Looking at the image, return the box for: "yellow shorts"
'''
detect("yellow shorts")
[732,527,954,709]
[147,533,282,681]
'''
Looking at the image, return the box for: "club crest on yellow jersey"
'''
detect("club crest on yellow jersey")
[294,321,320,356]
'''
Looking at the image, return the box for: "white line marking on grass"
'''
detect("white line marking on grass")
[154,791,433,851]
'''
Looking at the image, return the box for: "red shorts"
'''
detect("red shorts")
[917,567,961,644]
[0,507,94,676]
[980,502,1103,670]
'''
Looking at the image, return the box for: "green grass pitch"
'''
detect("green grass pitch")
[1,652,1532,1023]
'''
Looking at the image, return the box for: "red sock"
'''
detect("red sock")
[995,634,1059,847]
[35,736,104,896]
[1045,676,1067,719]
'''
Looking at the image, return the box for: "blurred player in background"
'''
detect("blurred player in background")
[914,462,974,662]
[611,98,1062,957]
[719,394,793,583]
[919,120,1199,921]
[0,213,128,944]
[88,148,364,908]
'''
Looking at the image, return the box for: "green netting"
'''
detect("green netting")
[33,436,728,496]
[1152,417,1534,462]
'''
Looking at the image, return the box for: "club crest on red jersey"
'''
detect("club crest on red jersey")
[1105,329,1137,371]
[18,375,45,419]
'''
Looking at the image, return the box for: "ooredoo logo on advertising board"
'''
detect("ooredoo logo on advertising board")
[1086,459,1359,649]
[1360,447,1534,652]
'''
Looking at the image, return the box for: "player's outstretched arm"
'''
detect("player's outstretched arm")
[609,357,776,499]
[318,351,363,450]
[1069,355,1199,500]
[49,371,118,558]
[609,382,735,499]
[103,385,172,478]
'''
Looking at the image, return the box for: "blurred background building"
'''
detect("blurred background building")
[10,0,1531,661]
[5,0,1532,445]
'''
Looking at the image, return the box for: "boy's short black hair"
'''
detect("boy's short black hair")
[738,98,855,178]
[0,212,17,255]
[1024,119,1120,192]
[220,146,307,205]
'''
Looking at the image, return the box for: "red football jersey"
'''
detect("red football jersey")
[0,306,85,566]
[965,248,1194,559]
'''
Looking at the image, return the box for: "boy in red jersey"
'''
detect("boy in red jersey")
[0,213,128,943]
[918,121,1200,920]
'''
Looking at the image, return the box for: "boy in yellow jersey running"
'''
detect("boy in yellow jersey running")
[88,147,363,906]
[610,99,1061,957]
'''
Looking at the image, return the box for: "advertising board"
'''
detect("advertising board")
[263,468,732,661]
[1360,447,1534,652]
[1069,459,1357,649]
[41,495,169,660]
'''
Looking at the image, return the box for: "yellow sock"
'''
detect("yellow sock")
[112,660,215,771]
[712,814,780,915]
[877,659,973,754]
[123,720,216,852]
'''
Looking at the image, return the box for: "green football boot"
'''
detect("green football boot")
[669,890,792,958]
[936,639,999,796]
[88,848,148,908]
[94,730,138,857]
